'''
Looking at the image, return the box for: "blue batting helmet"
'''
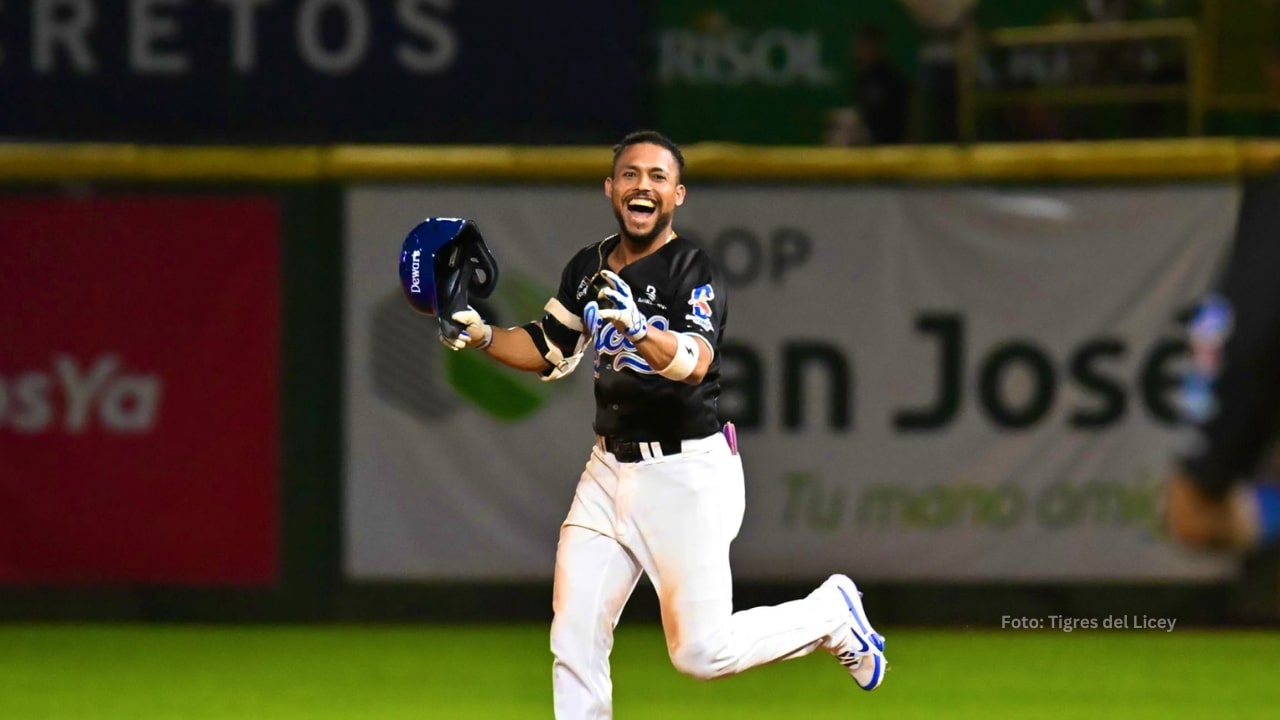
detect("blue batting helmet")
[398,218,499,337]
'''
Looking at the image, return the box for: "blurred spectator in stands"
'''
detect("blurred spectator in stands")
[898,0,979,143]
[1094,0,1196,137]
[1078,1,1141,87]
[850,25,910,144]
[1003,0,1196,139]
[1083,0,1132,23]
[822,107,871,147]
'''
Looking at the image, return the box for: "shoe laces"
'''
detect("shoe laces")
[837,651,863,669]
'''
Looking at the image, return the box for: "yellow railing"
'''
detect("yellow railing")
[2,140,1279,183]
[958,18,1205,142]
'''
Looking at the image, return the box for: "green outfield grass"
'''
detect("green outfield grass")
[1,624,1279,719]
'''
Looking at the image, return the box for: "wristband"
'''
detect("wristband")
[658,333,700,381]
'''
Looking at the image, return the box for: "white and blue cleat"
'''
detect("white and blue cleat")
[822,574,887,691]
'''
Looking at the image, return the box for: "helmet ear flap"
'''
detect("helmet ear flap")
[432,220,498,342]
[452,220,499,300]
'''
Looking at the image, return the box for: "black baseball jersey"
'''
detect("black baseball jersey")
[535,234,727,442]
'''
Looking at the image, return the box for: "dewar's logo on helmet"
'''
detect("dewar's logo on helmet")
[410,250,423,293]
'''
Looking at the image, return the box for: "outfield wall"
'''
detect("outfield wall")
[2,140,1278,621]
[346,184,1232,582]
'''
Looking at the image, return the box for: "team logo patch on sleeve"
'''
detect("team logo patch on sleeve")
[686,284,715,332]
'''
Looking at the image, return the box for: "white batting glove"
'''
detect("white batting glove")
[596,269,649,341]
[440,307,493,351]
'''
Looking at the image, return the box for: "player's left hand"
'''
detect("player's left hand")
[596,270,649,341]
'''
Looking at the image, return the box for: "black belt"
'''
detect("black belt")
[597,436,683,463]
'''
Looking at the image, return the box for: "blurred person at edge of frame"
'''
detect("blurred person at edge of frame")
[824,24,908,147]
[897,0,978,143]
[848,24,910,145]
[822,107,871,147]
[1165,189,1280,553]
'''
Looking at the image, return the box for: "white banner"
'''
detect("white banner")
[345,184,1239,581]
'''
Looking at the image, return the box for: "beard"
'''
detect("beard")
[613,205,674,247]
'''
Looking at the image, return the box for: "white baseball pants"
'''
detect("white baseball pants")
[550,432,849,719]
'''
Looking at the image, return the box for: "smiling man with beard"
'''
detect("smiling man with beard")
[439,130,887,718]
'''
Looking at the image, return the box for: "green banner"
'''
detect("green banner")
[654,2,918,145]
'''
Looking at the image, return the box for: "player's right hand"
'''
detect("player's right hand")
[440,307,493,351]
[595,270,649,341]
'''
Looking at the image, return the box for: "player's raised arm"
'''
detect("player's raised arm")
[441,310,550,372]
[442,301,587,381]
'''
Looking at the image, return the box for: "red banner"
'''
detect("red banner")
[0,197,280,584]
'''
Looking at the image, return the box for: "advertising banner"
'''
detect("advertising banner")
[653,2,917,144]
[345,184,1237,581]
[0,197,280,584]
[0,1,646,143]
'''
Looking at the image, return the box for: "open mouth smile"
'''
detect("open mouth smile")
[625,197,657,223]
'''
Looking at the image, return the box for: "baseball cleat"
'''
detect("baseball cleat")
[821,574,887,691]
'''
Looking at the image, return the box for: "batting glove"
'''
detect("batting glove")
[441,307,493,351]
[596,269,649,341]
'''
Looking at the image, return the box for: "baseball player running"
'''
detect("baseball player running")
[440,130,886,718]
